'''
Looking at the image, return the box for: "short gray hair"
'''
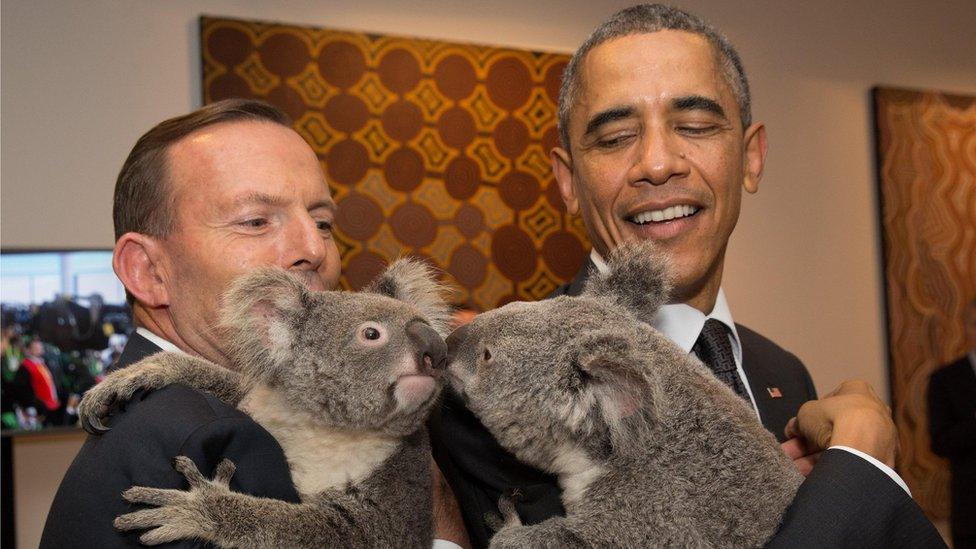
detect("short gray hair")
[557,4,751,150]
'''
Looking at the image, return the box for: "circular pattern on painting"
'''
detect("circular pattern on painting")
[544,178,566,211]
[318,40,366,89]
[486,56,532,111]
[324,93,369,134]
[454,204,485,238]
[266,84,307,121]
[499,170,540,210]
[258,33,309,76]
[378,48,422,95]
[326,139,369,186]
[345,251,387,290]
[437,107,477,150]
[391,202,437,248]
[542,231,586,279]
[444,156,481,200]
[208,27,252,66]
[449,245,488,289]
[493,117,530,159]
[335,193,383,241]
[544,60,567,105]
[209,73,253,101]
[433,54,477,101]
[384,147,425,192]
[381,100,423,143]
[491,225,537,281]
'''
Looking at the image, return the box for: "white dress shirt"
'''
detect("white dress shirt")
[589,250,911,495]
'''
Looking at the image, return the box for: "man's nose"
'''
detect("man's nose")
[288,214,327,269]
[630,125,689,186]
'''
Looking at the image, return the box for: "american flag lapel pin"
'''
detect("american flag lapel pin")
[766,387,783,399]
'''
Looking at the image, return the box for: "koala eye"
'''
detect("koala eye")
[482,347,492,362]
[356,322,388,345]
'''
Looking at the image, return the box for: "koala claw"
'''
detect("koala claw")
[81,413,110,435]
[485,495,523,533]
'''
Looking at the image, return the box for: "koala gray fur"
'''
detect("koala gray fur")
[79,258,450,548]
[445,241,804,548]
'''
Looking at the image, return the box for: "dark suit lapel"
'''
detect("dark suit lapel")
[738,326,812,441]
[109,331,163,372]
[556,259,595,298]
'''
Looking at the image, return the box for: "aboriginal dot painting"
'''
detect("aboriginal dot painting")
[873,87,976,522]
[202,16,589,309]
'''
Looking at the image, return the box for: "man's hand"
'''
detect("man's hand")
[784,379,898,468]
[780,436,821,477]
[432,458,471,549]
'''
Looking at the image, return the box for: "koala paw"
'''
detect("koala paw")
[80,356,182,434]
[484,494,523,533]
[115,456,236,546]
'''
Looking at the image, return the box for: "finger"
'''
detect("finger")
[122,486,186,506]
[780,437,811,460]
[171,456,206,486]
[784,417,798,440]
[793,451,823,477]
[115,508,170,531]
[140,525,187,546]
[214,458,236,485]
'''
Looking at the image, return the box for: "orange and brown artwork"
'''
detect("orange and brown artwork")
[201,16,589,310]
[873,87,976,522]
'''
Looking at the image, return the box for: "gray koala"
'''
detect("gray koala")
[79,258,451,548]
[445,241,804,548]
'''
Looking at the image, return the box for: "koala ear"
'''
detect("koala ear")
[364,257,452,337]
[219,267,309,382]
[573,331,649,426]
[582,240,671,320]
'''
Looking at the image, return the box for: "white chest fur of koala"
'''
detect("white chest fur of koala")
[79,258,451,549]
[240,383,401,497]
[445,241,804,549]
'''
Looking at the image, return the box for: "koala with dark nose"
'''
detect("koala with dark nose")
[445,241,803,548]
[79,258,450,548]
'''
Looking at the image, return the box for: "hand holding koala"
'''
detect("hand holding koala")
[445,241,803,548]
[80,258,450,548]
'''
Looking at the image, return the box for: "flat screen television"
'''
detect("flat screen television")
[1,249,132,433]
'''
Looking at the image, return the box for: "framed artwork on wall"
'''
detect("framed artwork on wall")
[200,16,589,311]
[873,86,976,521]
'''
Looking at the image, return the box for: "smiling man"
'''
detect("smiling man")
[430,5,944,547]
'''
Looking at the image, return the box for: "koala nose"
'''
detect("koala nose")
[445,323,472,365]
[406,320,447,374]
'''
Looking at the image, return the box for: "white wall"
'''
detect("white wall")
[2,1,975,546]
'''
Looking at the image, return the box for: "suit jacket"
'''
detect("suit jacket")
[927,355,976,537]
[430,261,944,548]
[40,332,299,548]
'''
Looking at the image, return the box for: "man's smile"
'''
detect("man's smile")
[624,202,703,240]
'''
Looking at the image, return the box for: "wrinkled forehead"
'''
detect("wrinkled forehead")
[571,31,738,134]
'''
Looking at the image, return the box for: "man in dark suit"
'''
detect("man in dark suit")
[928,298,976,549]
[430,4,943,547]
[41,99,342,547]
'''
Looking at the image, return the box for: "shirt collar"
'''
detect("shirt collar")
[588,249,742,362]
[135,327,186,355]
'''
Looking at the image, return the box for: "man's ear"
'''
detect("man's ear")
[113,232,170,307]
[742,122,767,194]
[550,146,580,215]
